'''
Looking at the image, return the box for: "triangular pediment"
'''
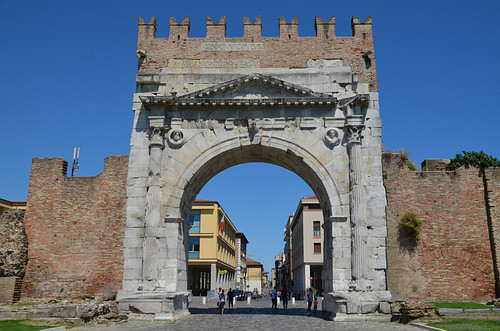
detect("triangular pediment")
[139,74,368,107]
[180,74,330,100]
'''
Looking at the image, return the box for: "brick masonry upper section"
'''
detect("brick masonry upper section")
[136,16,378,91]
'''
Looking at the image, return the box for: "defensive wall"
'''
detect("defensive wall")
[136,15,377,90]
[20,156,128,299]
[14,153,500,303]
[383,153,500,302]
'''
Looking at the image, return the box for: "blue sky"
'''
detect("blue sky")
[1,0,499,274]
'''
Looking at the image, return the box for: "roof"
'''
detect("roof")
[246,257,263,266]
[290,196,320,230]
[192,199,239,233]
[236,231,249,244]
[0,198,27,208]
[194,199,218,204]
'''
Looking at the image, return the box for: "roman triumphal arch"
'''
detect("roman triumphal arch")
[116,16,391,320]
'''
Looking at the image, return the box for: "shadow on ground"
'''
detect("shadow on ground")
[189,305,325,319]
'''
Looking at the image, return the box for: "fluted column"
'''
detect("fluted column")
[142,119,165,290]
[346,115,368,291]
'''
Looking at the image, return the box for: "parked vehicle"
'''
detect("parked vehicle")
[233,289,243,299]
[252,291,262,299]
[237,291,250,301]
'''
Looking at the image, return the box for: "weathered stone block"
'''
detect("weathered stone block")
[347,302,379,314]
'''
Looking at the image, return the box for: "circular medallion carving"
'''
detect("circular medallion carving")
[167,129,185,148]
[324,128,341,147]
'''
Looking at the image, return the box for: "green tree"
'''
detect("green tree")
[446,151,500,171]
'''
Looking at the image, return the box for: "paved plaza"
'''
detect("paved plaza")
[73,297,419,331]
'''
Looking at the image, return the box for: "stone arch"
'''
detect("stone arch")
[165,135,343,224]
[117,72,390,320]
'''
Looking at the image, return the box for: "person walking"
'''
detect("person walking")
[219,289,226,315]
[281,287,288,311]
[306,288,314,316]
[217,287,222,309]
[227,288,234,309]
[271,287,277,310]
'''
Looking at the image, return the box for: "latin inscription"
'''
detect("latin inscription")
[201,42,264,52]
[168,59,259,68]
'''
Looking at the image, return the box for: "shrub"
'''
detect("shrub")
[399,211,422,240]
[408,161,418,171]
[447,151,500,170]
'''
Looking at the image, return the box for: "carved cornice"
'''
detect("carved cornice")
[140,95,337,107]
[139,94,369,108]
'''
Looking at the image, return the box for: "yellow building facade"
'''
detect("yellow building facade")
[247,257,263,294]
[188,200,238,297]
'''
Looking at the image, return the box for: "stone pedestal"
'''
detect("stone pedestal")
[116,290,190,320]
[322,290,392,320]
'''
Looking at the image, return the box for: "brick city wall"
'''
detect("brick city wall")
[383,153,500,302]
[17,152,500,302]
[136,16,378,91]
[22,155,128,300]
[0,277,22,304]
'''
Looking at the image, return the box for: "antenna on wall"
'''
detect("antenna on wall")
[71,147,80,177]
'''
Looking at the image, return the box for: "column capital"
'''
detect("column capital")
[346,114,364,145]
[346,125,364,145]
[149,127,164,148]
[148,115,165,148]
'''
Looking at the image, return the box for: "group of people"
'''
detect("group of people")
[270,287,318,315]
[270,287,291,310]
[216,287,235,315]
[217,286,319,316]
[306,288,319,316]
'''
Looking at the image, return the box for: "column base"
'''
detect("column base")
[116,290,190,321]
[322,290,392,320]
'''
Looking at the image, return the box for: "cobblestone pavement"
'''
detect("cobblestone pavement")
[73,298,420,331]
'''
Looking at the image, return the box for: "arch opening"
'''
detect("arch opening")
[174,143,340,227]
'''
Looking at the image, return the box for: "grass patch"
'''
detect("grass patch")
[429,302,492,309]
[0,319,62,331]
[427,318,500,331]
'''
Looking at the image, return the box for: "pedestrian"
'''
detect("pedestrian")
[217,287,222,308]
[281,287,288,311]
[271,286,277,310]
[313,296,318,315]
[227,288,234,309]
[306,288,314,316]
[219,289,225,315]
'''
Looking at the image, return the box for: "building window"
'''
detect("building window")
[189,237,200,259]
[189,210,201,233]
[313,221,321,237]
[314,243,321,254]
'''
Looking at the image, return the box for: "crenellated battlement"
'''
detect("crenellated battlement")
[136,15,377,91]
[138,15,372,40]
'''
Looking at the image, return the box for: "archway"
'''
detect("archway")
[116,71,391,320]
